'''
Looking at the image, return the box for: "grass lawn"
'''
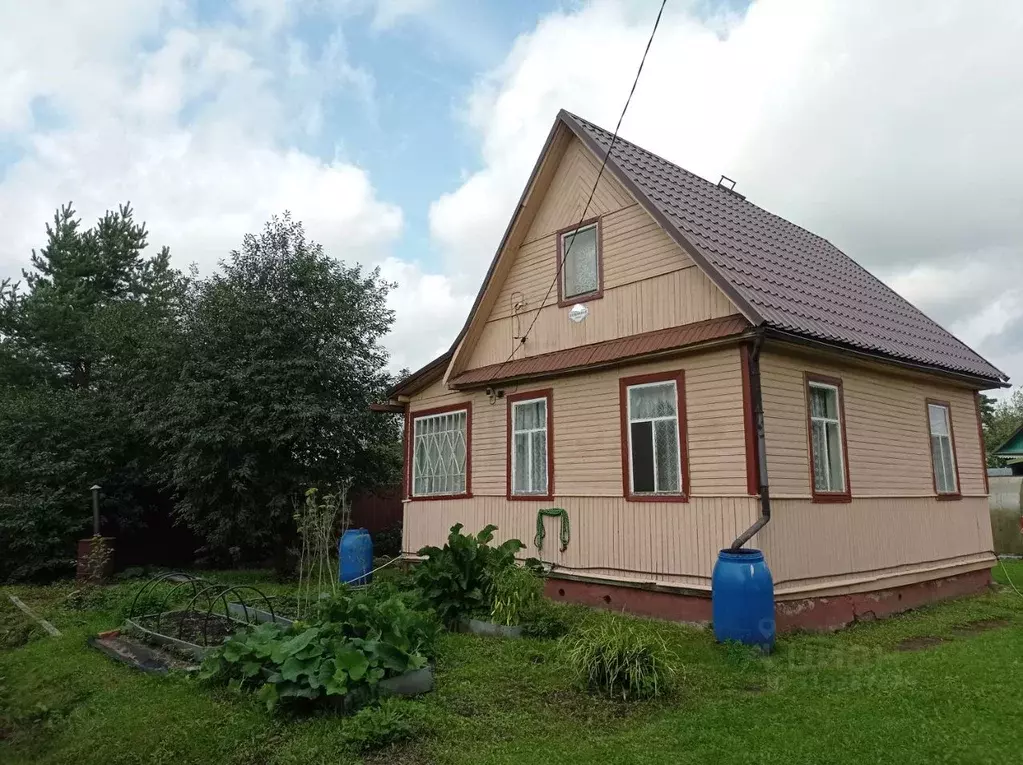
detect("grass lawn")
[2,562,1023,765]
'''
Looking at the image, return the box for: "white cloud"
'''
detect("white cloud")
[0,0,466,374]
[429,0,1023,386]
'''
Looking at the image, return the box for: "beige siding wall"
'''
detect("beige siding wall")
[406,347,754,588]
[462,137,737,371]
[759,348,986,498]
[404,495,759,589]
[411,347,748,497]
[762,497,993,596]
[755,346,994,594]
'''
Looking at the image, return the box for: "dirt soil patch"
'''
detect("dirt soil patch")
[895,635,948,652]
[137,610,237,647]
[950,618,1010,637]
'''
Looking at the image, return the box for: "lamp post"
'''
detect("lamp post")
[91,484,101,536]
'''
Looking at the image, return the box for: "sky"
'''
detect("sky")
[1,0,1022,391]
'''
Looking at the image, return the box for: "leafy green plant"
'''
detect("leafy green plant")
[520,599,585,639]
[200,588,437,712]
[413,523,531,628]
[341,696,432,752]
[561,617,681,700]
[490,564,543,626]
[314,587,440,659]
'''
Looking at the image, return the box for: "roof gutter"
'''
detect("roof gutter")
[731,331,771,549]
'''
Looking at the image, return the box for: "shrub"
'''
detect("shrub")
[413,524,533,628]
[490,564,543,626]
[561,617,680,700]
[374,523,402,558]
[341,697,431,752]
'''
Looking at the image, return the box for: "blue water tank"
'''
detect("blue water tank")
[339,528,373,586]
[712,548,775,652]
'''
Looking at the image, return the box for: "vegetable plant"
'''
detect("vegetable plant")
[200,589,436,712]
[414,523,533,628]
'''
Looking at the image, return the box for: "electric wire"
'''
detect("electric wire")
[483,0,669,390]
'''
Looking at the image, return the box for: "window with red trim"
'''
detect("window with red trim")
[619,370,688,501]
[805,373,851,502]
[556,218,603,306]
[410,403,471,499]
[506,389,554,500]
[927,401,960,496]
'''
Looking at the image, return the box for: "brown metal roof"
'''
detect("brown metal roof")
[449,314,749,388]
[563,111,1007,385]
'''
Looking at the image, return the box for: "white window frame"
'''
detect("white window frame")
[808,380,846,494]
[927,402,959,495]
[411,406,469,498]
[560,222,600,299]
[626,380,683,495]
[510,396,549,496]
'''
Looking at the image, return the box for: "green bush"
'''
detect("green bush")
[561,617,680,700]
[490,564,543,626]
[413,524,533,628]
[373,523,402,558]
[341,697,431,752]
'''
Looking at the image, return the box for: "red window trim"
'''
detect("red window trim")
[740,345,760,496]
[505,388,555,501]
[555,216,604,308]
[618,369,689,503]
[407,402,473,502]
[925,398,962,501]
[973,391,989,495]
[804,372,852,503]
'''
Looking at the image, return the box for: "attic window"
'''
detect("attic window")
[557,219,602,304]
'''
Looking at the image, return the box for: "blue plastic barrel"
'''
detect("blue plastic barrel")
[711,548,775,652]
[338,528,373,585]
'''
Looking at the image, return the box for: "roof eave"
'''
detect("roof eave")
[762,327,1009,390]
[387,351,451,398]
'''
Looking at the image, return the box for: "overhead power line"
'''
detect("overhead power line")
[485,0,669,388]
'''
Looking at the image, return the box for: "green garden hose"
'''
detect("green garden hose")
[535,508,570,553]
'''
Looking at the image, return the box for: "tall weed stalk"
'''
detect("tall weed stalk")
[295,481,352,619]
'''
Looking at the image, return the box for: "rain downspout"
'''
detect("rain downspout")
[731,332,771,549]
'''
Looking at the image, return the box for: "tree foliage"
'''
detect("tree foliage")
[143,214,401,564]
[1,206,403,581]
[0,204,180,580]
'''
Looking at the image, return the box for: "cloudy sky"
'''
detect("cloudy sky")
[2,0,1021,390]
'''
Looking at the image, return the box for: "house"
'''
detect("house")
[379,110,1008,631]
[992,423,1023,475]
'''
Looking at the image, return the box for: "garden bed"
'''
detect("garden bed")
[125,610,246,659]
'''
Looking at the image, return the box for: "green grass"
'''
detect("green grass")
[3,562,1023,764]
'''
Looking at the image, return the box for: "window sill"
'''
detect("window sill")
[557,288,603,308]
[625,493,689,504]
[935,493,963,502]
[409,492,473,502]
[811,492,852,504]
[507,492,555,502]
